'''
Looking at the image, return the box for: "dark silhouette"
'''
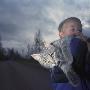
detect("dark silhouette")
[0,57,52,90]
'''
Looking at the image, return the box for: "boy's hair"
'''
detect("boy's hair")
[58,17,82,32]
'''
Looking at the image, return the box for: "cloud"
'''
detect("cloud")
[0,0,90,49]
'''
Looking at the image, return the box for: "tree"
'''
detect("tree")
[7,48,21,60]
[26,43,33,58]
[33,30,45,53]
[0,35,5,60]
[25,30,46,59]
[0,35,2,51]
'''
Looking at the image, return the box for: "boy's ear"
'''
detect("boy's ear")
[59,32,64,37]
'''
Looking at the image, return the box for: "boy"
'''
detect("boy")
[31,17,83,87]
[54,17,88,90]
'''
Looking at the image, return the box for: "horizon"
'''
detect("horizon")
[0,0,90,50]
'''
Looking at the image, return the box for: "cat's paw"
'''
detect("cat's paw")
[31,54,41,62]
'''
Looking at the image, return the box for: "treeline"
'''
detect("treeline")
[0,30,90,61]
[0,30,46,61]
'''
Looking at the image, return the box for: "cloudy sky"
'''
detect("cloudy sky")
[0,0,90,50]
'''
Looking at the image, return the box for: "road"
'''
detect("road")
[0,59,52,90]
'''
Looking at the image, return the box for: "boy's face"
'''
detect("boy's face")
[59,21,81,37]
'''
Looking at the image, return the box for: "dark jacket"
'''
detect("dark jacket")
[51,38,88,83]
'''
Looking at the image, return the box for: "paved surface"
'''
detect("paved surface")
[0,60,52,90]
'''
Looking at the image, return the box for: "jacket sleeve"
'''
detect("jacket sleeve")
[60,39,74,72]
[59,38,81,86]
[70,38,88,78]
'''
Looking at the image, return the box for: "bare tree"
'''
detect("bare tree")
[0,35,2,50]
[26,43,33,58]
[33,29,45,53]
[26,30,45,59]
[0,35,5,60]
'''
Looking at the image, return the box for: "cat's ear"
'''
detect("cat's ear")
[31,54,41,61]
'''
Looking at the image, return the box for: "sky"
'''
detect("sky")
[0,0,90,50]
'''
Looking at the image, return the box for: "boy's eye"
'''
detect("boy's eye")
[71,28,75,32]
